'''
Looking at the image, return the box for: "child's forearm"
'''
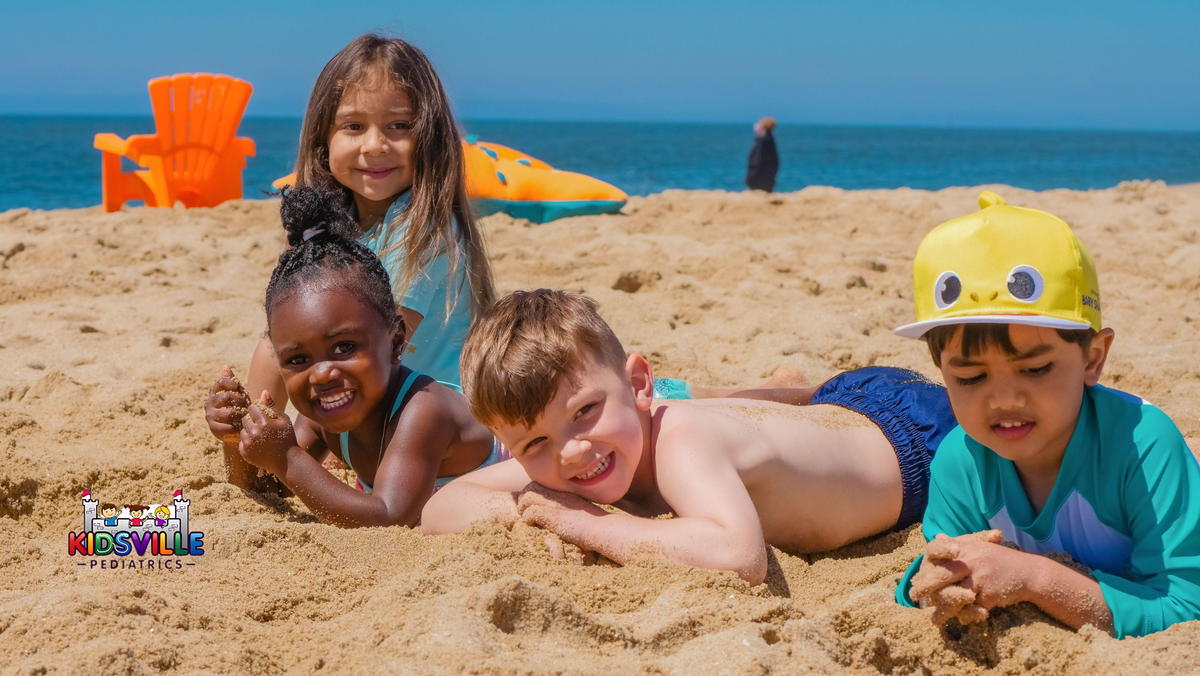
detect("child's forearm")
[1023,554,1114,633]
[274,446,425,527]
[222,441,259,490]
[421,482,518,534]
[547,509,768,584]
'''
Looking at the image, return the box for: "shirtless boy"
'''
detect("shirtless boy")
[422,289,956,584]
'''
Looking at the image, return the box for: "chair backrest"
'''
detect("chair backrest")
[147,73,253,186]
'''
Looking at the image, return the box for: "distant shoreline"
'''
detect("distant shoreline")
[2,112,1200,135]
[4,119,1200,210]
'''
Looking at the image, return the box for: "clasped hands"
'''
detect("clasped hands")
[910,529,1033,627]
[204,366,298,476]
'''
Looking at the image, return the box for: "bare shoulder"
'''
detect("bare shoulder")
[405,376,471,423]
[651,400,739,458]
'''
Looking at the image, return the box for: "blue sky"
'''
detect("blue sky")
[2,1,1197,130]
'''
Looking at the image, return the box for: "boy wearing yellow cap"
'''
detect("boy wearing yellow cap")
[893,192,1200,638]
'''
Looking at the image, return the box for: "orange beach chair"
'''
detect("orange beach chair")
[93,73,255,212]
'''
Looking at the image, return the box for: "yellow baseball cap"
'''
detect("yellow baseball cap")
[894,191,1102,339]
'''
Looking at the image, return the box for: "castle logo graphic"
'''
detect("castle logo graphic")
[68,489,205,569]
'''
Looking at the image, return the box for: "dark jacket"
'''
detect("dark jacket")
[745,130,779,192]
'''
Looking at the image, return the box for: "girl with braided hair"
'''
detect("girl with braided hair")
[203,187,506,527]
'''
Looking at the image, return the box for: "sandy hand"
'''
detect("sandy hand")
[512,520,597,566]
[255,391,279,419]
[925,583,990,626]
[516,483,606,528]
[915,530,1008,627]
[238,390,297,475]
[544,532,597,566]
[925,530,1003,561]
[205,365,251,444]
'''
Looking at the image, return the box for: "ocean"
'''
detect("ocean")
[2,115,1198,212]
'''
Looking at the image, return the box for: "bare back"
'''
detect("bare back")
[644,397,904,553]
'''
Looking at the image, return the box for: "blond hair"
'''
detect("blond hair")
[461,289,627,428]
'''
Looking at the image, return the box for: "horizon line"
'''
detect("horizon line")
[1,112,1198,135]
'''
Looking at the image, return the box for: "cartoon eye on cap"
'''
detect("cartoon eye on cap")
[934,271,961,310]
[1007,265,1044,303]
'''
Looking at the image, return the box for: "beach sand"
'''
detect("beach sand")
[1,182,1197,673]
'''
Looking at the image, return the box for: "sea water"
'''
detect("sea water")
[2,115,1198,212]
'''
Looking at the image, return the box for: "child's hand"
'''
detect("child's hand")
[205,366,250,444]
[516,483,607,531]
[512,521,598,566]
[912,531,999,625]
[237,391,298,476]
[913,530,1033,626]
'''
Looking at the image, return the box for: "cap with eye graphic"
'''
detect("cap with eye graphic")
[894,191,1102,339]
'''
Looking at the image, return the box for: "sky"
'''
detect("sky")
[1,1,1198,130]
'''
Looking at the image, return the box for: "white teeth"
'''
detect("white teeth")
[998,421,1026,428]
[576,454,611,480]
[318,392,353,410]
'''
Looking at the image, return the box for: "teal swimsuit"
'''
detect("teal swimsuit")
[337,369,508,493]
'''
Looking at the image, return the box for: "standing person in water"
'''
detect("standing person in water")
[204,188,505,526]
[245,33,496,414]
[745,117,779,193]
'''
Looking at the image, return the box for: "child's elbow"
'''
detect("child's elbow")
[419,491,456,534]
[740,554,769,587]
[720,547,769,586]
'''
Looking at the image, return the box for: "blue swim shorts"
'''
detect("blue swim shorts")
[809,366,956,530]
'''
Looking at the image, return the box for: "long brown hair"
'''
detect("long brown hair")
[294,33,495,316]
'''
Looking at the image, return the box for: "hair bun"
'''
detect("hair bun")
[279,186,358,246]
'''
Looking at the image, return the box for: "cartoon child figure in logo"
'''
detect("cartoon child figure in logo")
[126,505,147,526]
[153,506,170,527]
[100,503,119,526]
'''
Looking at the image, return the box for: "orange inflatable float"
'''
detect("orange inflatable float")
[272,135,626,223]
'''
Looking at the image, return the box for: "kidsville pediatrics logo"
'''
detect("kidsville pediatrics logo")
[68,489,205,570]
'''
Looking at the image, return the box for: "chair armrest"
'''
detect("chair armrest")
[232,136,256,157]
[93,133,162,163]
[122,135,162,163]
[93,132,130,154]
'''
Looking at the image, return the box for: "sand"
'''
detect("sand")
[1,181,1198,674]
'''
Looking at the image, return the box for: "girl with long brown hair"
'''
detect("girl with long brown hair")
[246,33,495,409]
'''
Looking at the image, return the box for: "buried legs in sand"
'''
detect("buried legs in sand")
[690,365,821,405]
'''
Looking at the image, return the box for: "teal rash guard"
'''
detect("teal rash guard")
[895,384,1200,638]
[359,193,473,389]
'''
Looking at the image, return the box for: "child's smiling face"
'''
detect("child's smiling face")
[269,284,401,434]
[936,324,1111,473]
[490,353,654,506]
[327,73,415,223]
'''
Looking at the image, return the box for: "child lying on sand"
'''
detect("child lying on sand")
[893,192,1200,637]
[422,289,958,584]
[203,188,502,526]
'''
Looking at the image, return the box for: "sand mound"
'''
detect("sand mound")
[1,184,1197,673]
